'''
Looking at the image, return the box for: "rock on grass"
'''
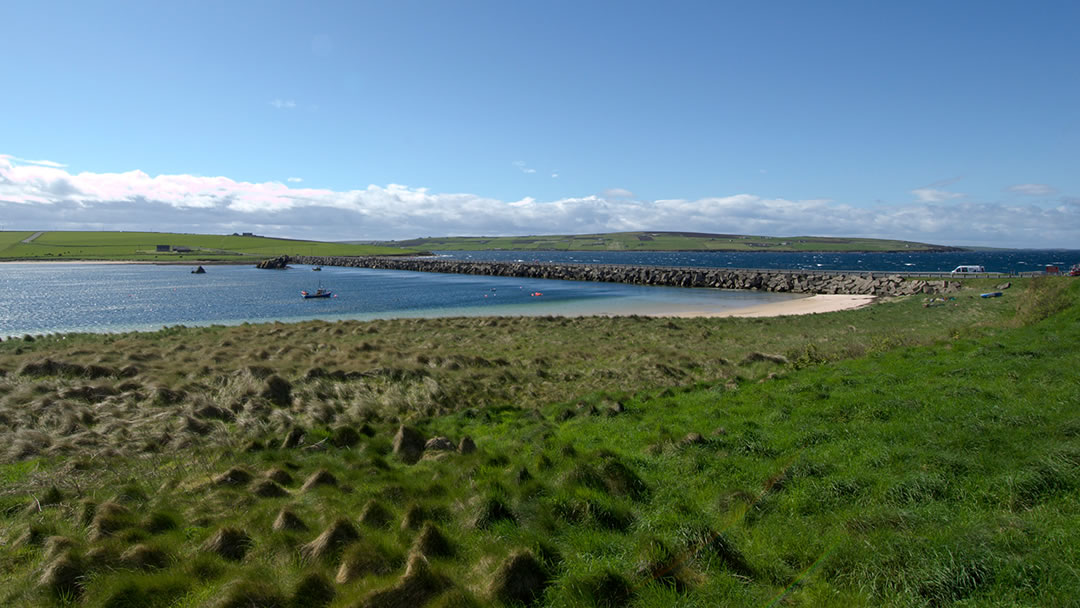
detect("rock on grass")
[424,436,455,452]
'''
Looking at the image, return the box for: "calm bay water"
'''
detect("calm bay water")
[0,263,803,338]
[437,249,1080,273]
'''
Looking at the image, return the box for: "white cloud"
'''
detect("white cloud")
[513,161,536,174]
[0,155,1076,248]
[551,173,559,178]
[270,99,297,109]
[911,188,965,203]
[0,154,68,168]
[287,177,303,183]
[603,188,634,198]
[1007,183,1057,196]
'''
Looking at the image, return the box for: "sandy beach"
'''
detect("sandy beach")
[663,294,876,318]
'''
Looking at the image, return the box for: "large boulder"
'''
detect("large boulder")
[256,256,289,269]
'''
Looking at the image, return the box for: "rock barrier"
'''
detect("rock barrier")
[285,256,961,296]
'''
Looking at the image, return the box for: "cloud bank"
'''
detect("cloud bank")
[1007,183,1057,196]
[1,155,1076,248]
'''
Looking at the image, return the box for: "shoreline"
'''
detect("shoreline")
[0,259,251,265]
[657,294,876,318]
[0,294,877,339]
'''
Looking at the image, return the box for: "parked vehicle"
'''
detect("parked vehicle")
[950,265,985,274]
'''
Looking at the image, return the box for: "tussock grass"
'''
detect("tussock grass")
[0,279,1077,606]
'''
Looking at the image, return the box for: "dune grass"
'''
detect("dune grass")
[0,231,417,261]
[0,278,1076,606]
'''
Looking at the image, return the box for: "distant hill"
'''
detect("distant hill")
[364,231,966,253]
[0,231,419,261]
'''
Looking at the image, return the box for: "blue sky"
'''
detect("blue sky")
[2,0,1077,247]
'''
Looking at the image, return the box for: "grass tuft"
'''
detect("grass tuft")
[488,549,549,606]
[202,527,253,562]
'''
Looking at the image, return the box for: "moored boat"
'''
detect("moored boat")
[301,288,332,299]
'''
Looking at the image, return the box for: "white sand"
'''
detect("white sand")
[661,294,877,318]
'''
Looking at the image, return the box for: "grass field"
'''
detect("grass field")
[372,232,961,253]
[0,278,1075,606]
[0,231,417,261]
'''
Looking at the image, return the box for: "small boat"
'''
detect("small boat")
[1070,264,1080,277]
[191,265,206,274]
[980,292,1003,298]
[312,266,322,271]
[301,288,332,299]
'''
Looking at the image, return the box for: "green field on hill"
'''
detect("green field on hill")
[374,232,961,252]
[0,231,416,261]
[0,278,1076,607]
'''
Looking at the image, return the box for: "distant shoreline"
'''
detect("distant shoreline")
[0,259,250,265]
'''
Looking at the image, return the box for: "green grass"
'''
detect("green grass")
[0,231,418,261]
[0,232,37,253]
[0,279,1076,606]
[371,231,961,252]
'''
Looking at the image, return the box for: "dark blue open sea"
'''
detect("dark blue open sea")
[0,263,802,338]
[436,249,1080,273]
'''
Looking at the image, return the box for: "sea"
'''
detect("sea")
[1,249,1075,338]
[0,263,801,338]
[434,249,1080,273]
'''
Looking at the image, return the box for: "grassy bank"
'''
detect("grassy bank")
[0,231,416,262]
[372,232,959,253]
[0,279,1076,606]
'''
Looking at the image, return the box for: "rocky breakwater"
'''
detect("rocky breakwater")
[287,256,961,296]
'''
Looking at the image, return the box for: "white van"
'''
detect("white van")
[951,265,985,274]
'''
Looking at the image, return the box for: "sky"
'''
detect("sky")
[2,0,1078,248]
